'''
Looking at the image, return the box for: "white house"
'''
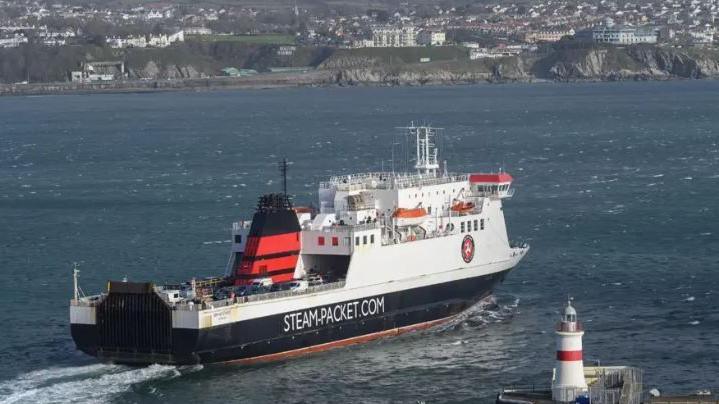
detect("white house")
[592,24,658,44]
[417,29,446,46]
[371,25,417,47]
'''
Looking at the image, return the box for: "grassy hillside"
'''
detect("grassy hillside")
[332,46,468,65]
[0,41,334,83]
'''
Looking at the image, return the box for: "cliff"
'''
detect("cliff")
[532,44,719,81]
[3,42,719,95]
[319,44,719,85]
[319,54,532,85]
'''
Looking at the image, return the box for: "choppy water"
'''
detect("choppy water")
[1,82,718,403]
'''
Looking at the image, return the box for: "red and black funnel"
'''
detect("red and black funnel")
[235,193,301,285]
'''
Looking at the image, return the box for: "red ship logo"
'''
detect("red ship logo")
[461,235,475,263]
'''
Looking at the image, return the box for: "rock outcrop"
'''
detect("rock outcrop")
[321,44,719,85]
[128,61,203,80]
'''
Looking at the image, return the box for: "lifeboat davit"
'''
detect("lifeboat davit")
[451,201,475,214]
[392,207,427,227]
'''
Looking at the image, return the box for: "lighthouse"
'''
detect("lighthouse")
[552,299,588,402]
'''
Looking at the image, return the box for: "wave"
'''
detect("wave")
[0,364,181,404]
[435,295,520,332]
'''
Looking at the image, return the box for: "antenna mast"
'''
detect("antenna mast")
[279,158,289,196]
[398,123,442,177]
[72,262,80,302]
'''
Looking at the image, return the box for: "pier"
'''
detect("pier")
[496,300,715,404]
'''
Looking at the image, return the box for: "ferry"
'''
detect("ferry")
[69,124,529,365]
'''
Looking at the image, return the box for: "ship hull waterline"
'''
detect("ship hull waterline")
[71,268,513,366]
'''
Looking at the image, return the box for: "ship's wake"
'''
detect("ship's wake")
[0,363,202,404]
[435,294,520,333]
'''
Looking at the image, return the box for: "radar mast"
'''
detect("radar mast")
[400,123,442,177]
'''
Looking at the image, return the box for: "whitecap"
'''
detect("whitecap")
[689,320,700,326]
[0,364,180,404]
[685,296,695,302]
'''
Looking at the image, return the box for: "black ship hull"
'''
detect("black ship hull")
[71,268,512,365]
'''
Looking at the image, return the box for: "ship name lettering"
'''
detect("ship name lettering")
[282,297,385,333]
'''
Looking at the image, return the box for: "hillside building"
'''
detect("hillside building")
[70,61,126,83]
[417,29,446,46]
[371,25,417,47]
[524,29,575,43]
[107,31,184,49]
[592,25,658,44]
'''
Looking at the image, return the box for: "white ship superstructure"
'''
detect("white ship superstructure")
[70,124,529,365]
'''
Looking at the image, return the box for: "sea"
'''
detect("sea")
[0,81,717,403]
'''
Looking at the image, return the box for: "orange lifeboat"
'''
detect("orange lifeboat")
[392,207,427,226]
[451,201,474,214]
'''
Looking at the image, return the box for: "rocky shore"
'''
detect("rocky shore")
[326,44,719,85]
[2,43,719,96]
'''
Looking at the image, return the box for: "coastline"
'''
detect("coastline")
[4,43,719,97]
[0,70,710,97]
[0,71,336,97]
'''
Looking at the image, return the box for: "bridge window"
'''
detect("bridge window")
[480,219,485,230]
[234,235,242,243]
[461,222,465,233]
[332,236,339,246]
[363,235,367,244]
[318,236,325,246]
[370,234,375,244]
[474,220,478,231]
[355,236,360,246]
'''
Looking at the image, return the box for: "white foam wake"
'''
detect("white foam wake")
[0,364,180,404]
[434,295,520,333]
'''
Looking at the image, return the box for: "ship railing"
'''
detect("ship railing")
[469,188,515,198]
[232,221,251,232]
[385,174,469,189]
[320,172,469,191]
[172,280,347,311]
[381,210,498,245]
[381,226,457,246]
[307,222,380,234]
[72,293,106,307]
[241,280,346,304]
[328,222,381,233]
[320,172,388,190]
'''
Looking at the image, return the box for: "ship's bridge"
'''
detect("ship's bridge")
[469,172,514,198]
